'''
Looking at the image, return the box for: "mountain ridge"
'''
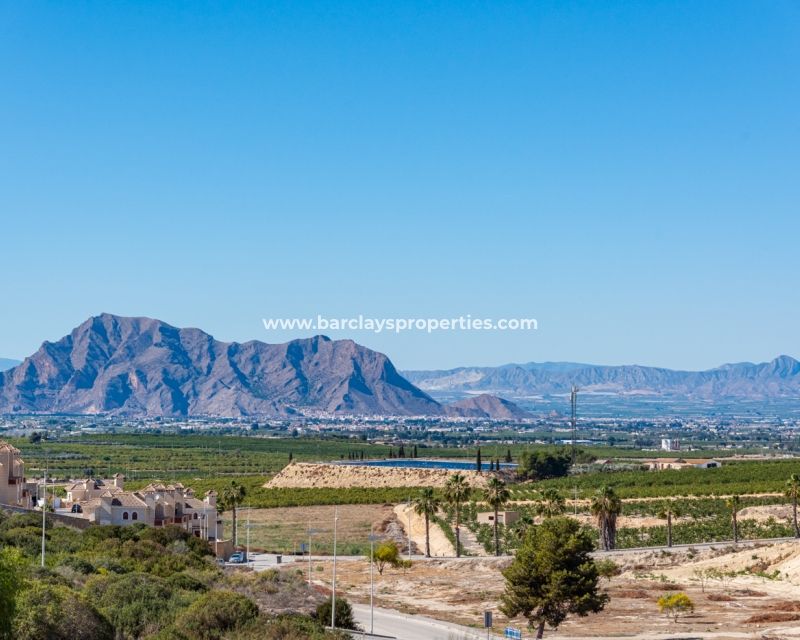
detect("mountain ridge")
[0,314,528,419]
[401,356,800,400]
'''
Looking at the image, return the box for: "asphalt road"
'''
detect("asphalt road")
[350,604,495,640]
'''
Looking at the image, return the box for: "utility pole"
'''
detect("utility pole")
[306,525,326,587]
[367,528,384,635]
[570,386,579,464]
[573,486,580,516]
[331,506,339,630]
[41,451,49,567]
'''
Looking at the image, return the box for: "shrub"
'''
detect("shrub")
[58,555,96,575]
[85,572,174,638]
[595,559,620,581]
[657,593,695,622]
[12,582,114,640]
[1,547,25,640]
[168,573,209,593]
[315,596,360,630]
[177,590,259,639]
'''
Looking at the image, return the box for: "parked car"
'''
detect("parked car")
[228,552,245,564]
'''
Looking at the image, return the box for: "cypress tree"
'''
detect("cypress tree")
[476,448,482,472]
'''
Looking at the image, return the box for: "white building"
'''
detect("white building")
[662,438,680,452]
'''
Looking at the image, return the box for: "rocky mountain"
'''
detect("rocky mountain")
[0,359,20,372]
[444,394,534,420]
[401,356,800,401]
[0,314,528,419]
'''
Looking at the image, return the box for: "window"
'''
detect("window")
[132,512,138,521]
[122,512,129,520]
[193,513,198,519]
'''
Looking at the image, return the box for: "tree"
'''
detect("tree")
[785,474,800,538]
[28,432,43,444]
[0,547,25,640]
[691,568,716,593]
[656,593,695,623]
[500,517,608,639]
[221,481,247,547]
[476,448,482,473]
[590,486,622,551]
[412,488,441,558]
[369,542,402,575]
[726,495,740,544]
[595,559,620,582]
[316,596,360,630]
[517,450,572,481]
[484,478,511,556]
[505,449,512,463]
[657,503,683,548]
[515,516,535,540]
[534,489,567,520]
[443,473,472,558]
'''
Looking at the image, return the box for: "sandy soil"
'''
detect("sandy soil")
[306,541,800,639]
[393,503,455,557]
[266,463,496,489]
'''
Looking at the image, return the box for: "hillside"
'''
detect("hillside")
[402,356,800,400]
[444,393,533,419]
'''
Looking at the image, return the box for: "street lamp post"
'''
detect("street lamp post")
[367,530,385,635]
[305,525,326,587]
[332,506,339,630]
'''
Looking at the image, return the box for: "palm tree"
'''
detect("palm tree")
[657,503,683,547]
[221,480,246,547]
[484,478,511,556]
[534,489,567,519]
[590,486,622,551]
[515,515,535,540]
[412,487,441,557]
[726,495,740,544]
[443,473,471,557]
[785,474,800,538]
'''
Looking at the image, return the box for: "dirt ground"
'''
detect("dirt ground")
[265,462,501,489]
[222,504,398,555]
[307,541,800,639]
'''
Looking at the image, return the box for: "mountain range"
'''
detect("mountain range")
[0,314,530,419]
[401,357,800,401]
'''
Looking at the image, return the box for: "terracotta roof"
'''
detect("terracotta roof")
[185,497,208,509]
[0,441,21,454]
[110,493,148,507]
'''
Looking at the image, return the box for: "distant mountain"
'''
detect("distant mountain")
[401,356,800,401]
[0,314,527,419]
[0,359,21,372]
[445,394,534,420]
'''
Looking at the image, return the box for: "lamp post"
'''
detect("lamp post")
[406,499,412,561]
[306,525,326,586]
[367,529,385,635]
[332,506,339,630]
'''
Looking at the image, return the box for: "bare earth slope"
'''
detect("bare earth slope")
[0,314,442,417]
[265,462,495,489]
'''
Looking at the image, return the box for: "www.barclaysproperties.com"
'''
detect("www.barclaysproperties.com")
[262,316,537,333]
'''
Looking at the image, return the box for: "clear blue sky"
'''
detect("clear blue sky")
[1,1,798,371]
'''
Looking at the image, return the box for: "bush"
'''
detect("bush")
[1,547,25,640]
[315,597,360,630]
[85,572,175,638]
[657,593,695,622]
[13,582,114,640]
[58,555,96,575]
[176,590,259,639]
[168,572,209,593]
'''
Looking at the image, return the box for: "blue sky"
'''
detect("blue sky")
[1,1,798,371]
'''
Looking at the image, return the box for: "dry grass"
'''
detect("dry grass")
[615,590,651,599]
[707,594,734,602]
[647,583,686,591]
[769,601,800,612]
[744,613,800,624]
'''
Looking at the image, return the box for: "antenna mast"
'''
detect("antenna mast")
[570,386,579,464]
